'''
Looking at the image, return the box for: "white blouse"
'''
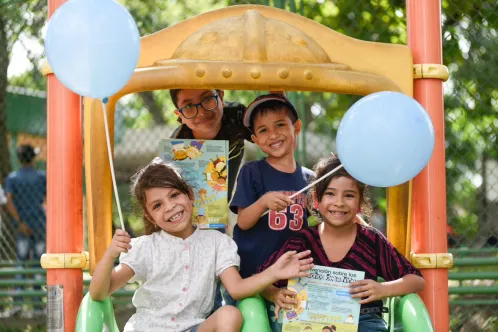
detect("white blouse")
[120,227,240,332]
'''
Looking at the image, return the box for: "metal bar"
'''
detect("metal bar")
[449,299,498,306]
[0,279,92,286]
[448,286,498,295]
[449,248,498,255]
[453,257,498,266]
[0,290,46,297]
[0,260,41,267]
[0,289,135,297]
[0,269,46,276]
[0,299,134,306]
[449,271,498,280]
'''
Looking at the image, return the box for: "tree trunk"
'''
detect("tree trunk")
[0,14,12,182]
[138,91,166,125]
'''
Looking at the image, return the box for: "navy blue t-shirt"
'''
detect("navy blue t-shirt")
[5,167,46,230]
[230,159,314,278]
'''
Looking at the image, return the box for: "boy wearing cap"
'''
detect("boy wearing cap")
[230,94,314,280]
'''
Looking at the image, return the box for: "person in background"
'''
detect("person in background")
[5,144,46,317]
[170,89,251,202]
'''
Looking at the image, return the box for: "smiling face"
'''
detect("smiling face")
[174,89,224,139]
[316,176,361,228]
[251,109,302,159]
[144,187,195,239]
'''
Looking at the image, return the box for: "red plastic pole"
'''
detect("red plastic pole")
[46,1,83,331]
[407,1,449,331]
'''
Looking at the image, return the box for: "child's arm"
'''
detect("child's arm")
[220,250,313,300]
[238,192,292,230]
[89,230,135,301]
[349,274,425,304]
[350,229,425,304]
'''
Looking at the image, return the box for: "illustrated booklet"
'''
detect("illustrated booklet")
[159,139,229,229]
[282,265,365,332]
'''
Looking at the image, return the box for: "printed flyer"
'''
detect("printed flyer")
[159,139,229,229]
[282,265,365,332]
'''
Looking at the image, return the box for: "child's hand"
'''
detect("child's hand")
[107,229,132,258]
[270,288,298,319]
[262,192,293,211]
[269,250,313,281]
[349,279,390,304]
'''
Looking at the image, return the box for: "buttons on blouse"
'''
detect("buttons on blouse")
[182,287,187,292]
[185,265,189,270]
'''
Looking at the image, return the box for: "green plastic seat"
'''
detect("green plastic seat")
[386,294,434,332]
[75,293,119,332]
[75,294,271,332]
[76,293,433,331]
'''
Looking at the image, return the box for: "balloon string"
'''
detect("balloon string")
[261,164,344,217]
[102,100,125,231]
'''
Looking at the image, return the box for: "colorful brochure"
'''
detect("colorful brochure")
[159,139,229,229]
[282,265,365,332]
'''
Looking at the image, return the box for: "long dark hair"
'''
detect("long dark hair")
[310,155,372,220]
[131,159,192,234]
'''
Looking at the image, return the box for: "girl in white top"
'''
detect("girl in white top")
[89,160,313,332]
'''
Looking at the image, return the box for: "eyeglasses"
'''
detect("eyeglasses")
[177,94,219,119]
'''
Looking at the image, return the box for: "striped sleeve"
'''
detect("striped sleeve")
[376,230,423,281]
[258,235,307,287]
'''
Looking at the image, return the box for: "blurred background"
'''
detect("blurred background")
[0,0,496,330]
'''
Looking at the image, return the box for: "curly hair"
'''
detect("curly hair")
[131,158,193,235]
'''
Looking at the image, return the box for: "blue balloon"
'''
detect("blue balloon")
[45,0,140,99]
[336,92,435,187]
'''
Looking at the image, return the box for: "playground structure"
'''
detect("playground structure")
[42,1,450,331]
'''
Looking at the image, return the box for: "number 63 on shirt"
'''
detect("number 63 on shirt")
[269,204,304,231]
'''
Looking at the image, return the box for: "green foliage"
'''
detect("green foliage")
[2,0,496,245]
[2,0,497,329]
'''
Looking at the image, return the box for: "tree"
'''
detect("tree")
[0,11,10,181]
[0,0,46,181]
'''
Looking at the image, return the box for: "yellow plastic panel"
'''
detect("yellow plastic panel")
[84,5,414,271]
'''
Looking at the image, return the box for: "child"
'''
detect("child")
[260,155,425,332]
[89,159,313,332]
[230,94,315,280]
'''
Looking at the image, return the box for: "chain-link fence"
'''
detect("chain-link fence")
[443,1,498,330]
[0,86,48,327]
[0,0,496,330]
